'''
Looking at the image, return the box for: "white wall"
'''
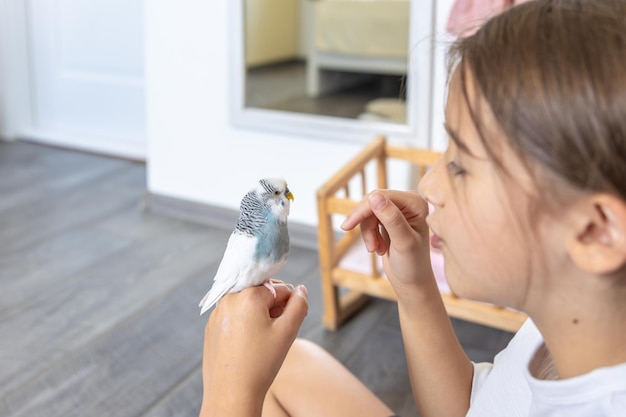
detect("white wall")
[144,0,454,228]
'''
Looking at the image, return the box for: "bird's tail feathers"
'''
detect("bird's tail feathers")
[198,284,232,316]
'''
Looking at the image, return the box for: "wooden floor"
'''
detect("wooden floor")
[0,141,514,417]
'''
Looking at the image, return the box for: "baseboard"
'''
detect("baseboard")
[19,129,146,161]
[144,193,320,251]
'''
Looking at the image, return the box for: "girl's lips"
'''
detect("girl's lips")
[426,217,442,249]
[430,233,443,249]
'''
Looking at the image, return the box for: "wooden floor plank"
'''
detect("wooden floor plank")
[0,224,134,314]
[0,220,227,394]
[3,265,213,417]
[0,143,136,213]
[0,168,144,255]
[346,323,417,416]
[141,368,203,417]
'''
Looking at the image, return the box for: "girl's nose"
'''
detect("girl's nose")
[418,158,445,208]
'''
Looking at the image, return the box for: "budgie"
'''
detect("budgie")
[198,178,294,315]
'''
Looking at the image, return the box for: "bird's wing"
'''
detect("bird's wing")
[198,232,257,315]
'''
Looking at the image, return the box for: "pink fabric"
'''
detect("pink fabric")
[446,0,534,37]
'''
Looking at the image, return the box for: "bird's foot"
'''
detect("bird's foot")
[269,278,294,290]
[263,280,277,298]
[263,279,295,297]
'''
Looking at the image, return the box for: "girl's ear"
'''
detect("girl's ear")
[567,194,626,274]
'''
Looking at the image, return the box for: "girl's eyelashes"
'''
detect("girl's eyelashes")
[447,160,467,177]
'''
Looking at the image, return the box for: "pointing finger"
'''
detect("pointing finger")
[341,195,377,232]
[367,191,426,254]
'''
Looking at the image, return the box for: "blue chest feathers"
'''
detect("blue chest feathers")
[254,219,289,263]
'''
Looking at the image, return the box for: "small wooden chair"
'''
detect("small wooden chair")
[316,136,526,332]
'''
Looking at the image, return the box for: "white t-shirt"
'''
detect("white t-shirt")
[467,319,626,416]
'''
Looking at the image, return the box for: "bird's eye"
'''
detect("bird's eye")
[274,190,280,196]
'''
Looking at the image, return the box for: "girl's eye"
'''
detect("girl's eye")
[447,161,467,177]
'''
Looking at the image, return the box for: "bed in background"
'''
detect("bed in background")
[307,0,410,97]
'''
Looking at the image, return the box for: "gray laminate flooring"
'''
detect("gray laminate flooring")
[0,140,514,417]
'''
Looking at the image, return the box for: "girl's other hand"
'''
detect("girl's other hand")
[200,283,308,417]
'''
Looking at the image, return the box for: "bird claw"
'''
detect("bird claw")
[263,280,277,298]
[269,279,294,291]
[263,279,295,298]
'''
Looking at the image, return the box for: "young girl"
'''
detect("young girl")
[200,0,626,415]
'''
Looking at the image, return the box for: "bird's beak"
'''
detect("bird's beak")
[285,189,294,201]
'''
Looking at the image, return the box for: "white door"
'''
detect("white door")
[26,0,145,159]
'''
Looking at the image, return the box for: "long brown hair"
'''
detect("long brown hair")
[448,0,626,200]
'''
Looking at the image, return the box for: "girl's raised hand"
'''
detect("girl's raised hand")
[341,190,433,293]
[200,283,308,417]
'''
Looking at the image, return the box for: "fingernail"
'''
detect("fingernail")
[340,210,355,229]
[296,285,308,299]
[369,192,387,211]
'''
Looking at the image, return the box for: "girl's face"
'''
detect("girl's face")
[419,71,547,310]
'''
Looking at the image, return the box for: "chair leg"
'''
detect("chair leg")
[337,290,370,326]
[323,284,371,331]
[322,283,341,331]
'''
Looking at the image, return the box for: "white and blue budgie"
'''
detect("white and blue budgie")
[198,178,294,315]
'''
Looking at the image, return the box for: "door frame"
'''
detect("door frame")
[0,0,32,142]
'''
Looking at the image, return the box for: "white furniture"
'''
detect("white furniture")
[307,0,410,96]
